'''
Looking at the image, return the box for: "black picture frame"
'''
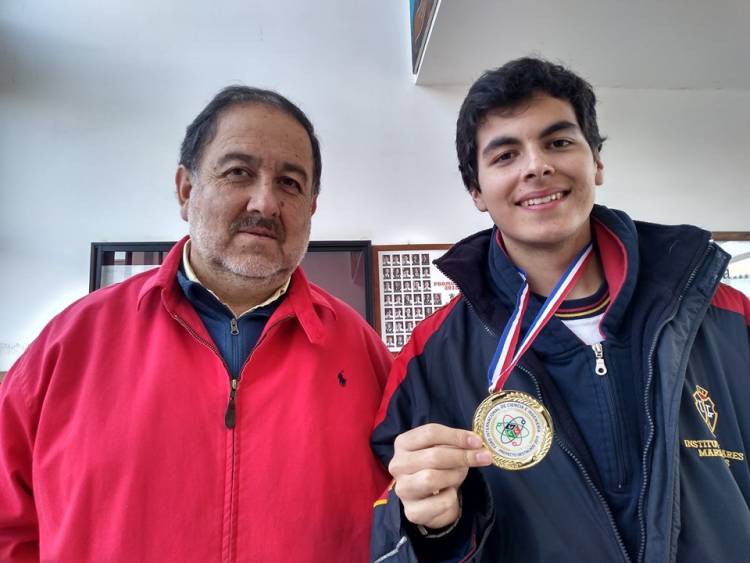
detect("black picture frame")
[90,240,374,326]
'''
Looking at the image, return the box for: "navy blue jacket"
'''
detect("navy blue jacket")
[371,206,750,562]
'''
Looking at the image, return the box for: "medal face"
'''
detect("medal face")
[473,390,553,471]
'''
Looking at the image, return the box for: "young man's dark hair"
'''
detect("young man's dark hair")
[179,85,323,194]
[456,57,605,191]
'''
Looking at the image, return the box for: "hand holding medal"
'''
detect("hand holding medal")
[473,243,593,470]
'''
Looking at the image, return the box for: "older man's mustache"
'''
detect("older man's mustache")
[231,214,285,241]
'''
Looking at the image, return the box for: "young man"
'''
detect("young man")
[371,58,750,561]
[0,87,392,562]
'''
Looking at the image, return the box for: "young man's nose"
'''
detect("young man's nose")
[523,150,555,181]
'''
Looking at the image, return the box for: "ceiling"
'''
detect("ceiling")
[416,0,750,89]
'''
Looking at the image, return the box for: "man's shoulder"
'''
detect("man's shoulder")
[42,267,164,336]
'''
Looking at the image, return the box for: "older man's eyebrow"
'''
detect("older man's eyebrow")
[216,152,260,168]
[278,161,309,183]
[539,120,579,138]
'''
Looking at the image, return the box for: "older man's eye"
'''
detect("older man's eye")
[227,168,249,177]
[279,177,301,191]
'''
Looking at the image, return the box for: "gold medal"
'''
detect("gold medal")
[472,390,553,471]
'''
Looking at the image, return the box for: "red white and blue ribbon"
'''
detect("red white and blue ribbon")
[487,242,593,393]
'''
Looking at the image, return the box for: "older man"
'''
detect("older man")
[0,87,391,562]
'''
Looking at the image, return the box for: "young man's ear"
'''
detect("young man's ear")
[594,156,605,186]
[175,165,193,221]
[470,187,488,212]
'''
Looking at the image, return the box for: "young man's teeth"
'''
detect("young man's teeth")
[523,192,563,207]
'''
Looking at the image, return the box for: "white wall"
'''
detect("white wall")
[1,1,748,369]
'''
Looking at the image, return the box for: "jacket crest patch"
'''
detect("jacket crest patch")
[693,385,718,434]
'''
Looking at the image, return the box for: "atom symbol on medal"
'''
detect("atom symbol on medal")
[497,415,530,447]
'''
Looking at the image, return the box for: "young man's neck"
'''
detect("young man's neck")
[502,232,605,300]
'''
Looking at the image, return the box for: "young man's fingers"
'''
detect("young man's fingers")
[393,467,468,501]
[393,423,483,452]
[389,444,491,477]
[402,487,461,529]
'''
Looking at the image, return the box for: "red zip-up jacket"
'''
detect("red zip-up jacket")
[0,238,392,562]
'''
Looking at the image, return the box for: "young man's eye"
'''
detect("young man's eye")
[550,139,572,149]
[491,151,516,165]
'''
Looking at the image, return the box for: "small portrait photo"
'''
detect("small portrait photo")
[413,280,422,291]
[414,307,423,317]
[424,306,433,315]
[386,335,394,348]
[405,307,413,319]
[385,307,393,319]
[383,281,392,293]
[403,280,412,291]
[433,293,442,305]
[422,267,430,277]
[383,255,391,266]
[394,293,403,305]
[384,294,392,304]
[406,321,414,332]
[403,268,411,279]
[393,268,401,279]
[423,280,431,291]
[413,294,422,304]
[396,335,404,347]
[382,268,391,280]
[421,253,430,265]
[403,254,411,266]
[395,308,404,319]
[396,321,404,332]
[424,293,432,304]
[394,281,402,292]
[412,267,421,278]
[411,254,420,264]
[385,322,393,334]
[393,255,401,266]
[404,294,412,306]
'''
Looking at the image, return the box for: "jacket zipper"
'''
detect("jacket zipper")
[171,309,294,562]
[636,242,713,563]
[438,262,629,559]
[520,364,631,562]
[592,343,627,489]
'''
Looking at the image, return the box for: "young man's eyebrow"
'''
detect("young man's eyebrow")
[480,120,581,160]
[539,120,579,138]
[481,135,519,159]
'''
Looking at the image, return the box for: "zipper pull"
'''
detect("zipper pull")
[592,343,608,376]
[230,318,239,336]
[225,377,238,428]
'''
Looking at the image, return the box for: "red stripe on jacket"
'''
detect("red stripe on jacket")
[712,283,750,326]
[374,296,462,428]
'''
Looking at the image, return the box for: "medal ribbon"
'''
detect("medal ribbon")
[487,242,593,393]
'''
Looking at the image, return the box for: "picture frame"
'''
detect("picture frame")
[90,240,374,326]
[713,232,750,297]
[373,243,454,353]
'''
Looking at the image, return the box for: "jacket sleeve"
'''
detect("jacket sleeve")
[0,351,41,562]
[370,332,495,562]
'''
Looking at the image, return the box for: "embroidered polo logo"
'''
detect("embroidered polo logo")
[338,372,347,387]
[693,385,718,434]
